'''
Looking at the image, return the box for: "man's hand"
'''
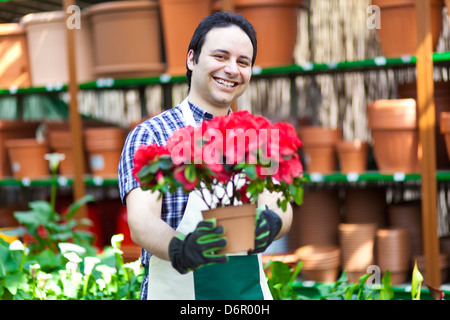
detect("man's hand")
[168,219,228,274]
[249,205,282,254]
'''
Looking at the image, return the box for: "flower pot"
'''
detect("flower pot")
[440,112,450,163]
[388,201,423,255]
[5,138,50,179]
[159,0,211,75]
[20,10,94,86]
[288,189,341,250]
[84,127,126,176]
[297,126,341,173]
[398,81,450,169]
[89,0,165,79]
[0,23,31,88]
[48,130,76,176]
[336,139,369,173]
[376,228,411,285]
[371,0,444,57]
[234,0,308,67]
[367,99,420,173]
[338,223,377,272]
[295,244,341,282]
[202,204,256,254]
[344,187,387,228]
[0,121,40,177]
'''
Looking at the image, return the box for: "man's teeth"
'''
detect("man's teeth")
[216,78,236,87]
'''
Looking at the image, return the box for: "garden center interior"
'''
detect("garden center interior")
[1,0,450,300]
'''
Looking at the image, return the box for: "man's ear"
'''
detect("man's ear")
[186,49,195,71]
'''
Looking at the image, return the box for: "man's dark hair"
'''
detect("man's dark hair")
[186,11,257,89]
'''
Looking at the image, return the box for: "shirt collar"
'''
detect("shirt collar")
[187,101,232,122]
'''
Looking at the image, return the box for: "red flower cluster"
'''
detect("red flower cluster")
[132,110,304,210]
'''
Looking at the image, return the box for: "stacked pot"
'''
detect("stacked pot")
[297,126,342,173]
[376,228,412,285]
[288,189,341,250]
[367,99,420,173]
[338,223,377,283]
[295,245,341,282]
[388,201,423,256]
[343,187,387,228]
[84,127,125,176]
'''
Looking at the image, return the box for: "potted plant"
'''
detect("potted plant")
[132,110,304,253]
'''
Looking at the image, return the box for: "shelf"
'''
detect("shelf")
[1,171,450,188]
[2,51,450,96]
[0,175,119,187]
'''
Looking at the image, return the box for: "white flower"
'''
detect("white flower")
[44,153,66,171]
[9,240,25,251]
[58,243,86,255]
[123,260,142,275]
[96,265,116,284]
[84,257,100,275]
[30,263,40,279]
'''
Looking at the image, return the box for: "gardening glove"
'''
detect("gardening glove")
[168,219,228,274]
[249,205,282,254]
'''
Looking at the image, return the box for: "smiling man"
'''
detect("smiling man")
[118,11,293,300]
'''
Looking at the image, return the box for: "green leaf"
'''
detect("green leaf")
[5,271,29,295]
[66,194,95,220]
[380,270,394,300]
[185,164,196,183]
[411,260,423,300]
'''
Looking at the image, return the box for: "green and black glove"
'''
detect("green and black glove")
[168,219,228,274]
[249,205,282,254]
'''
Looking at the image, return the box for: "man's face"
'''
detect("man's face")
[187,26,254,110]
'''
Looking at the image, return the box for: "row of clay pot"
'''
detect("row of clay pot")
[4,126,125,179]
[1,0,307,88]
[297,126,369,173]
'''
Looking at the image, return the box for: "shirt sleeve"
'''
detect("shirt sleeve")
[118,124,153,205]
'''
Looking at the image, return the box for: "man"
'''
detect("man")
[118,11,292,300]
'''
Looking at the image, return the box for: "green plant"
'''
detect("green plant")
[3,153,95,254]
[0,234,143,300]
[265,260,303,300]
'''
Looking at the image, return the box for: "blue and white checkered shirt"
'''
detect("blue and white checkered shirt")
[118,100,214,300]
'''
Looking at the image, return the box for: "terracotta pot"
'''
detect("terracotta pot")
[398,81,450,169]
[297,126,341,173]
[388,201,423,255]
[367,99,420,173]
[376,228,411,282]
[288,189,341,250]
[441,112,450,163]
[339,223,377,272]
[371,0,444,57]
[0,23,31,88]
[159,0,211,75]
[84,127,125,176]
[5,138,50,179]
[202,204,256,254]
[89,1,165,78]
[344,187,387,228]
[48,130,87,176]
[336,140,369,173]
[0,121,40,177]
[296,245,341,282]
[234,0,308,67]
[20,11,94,86]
